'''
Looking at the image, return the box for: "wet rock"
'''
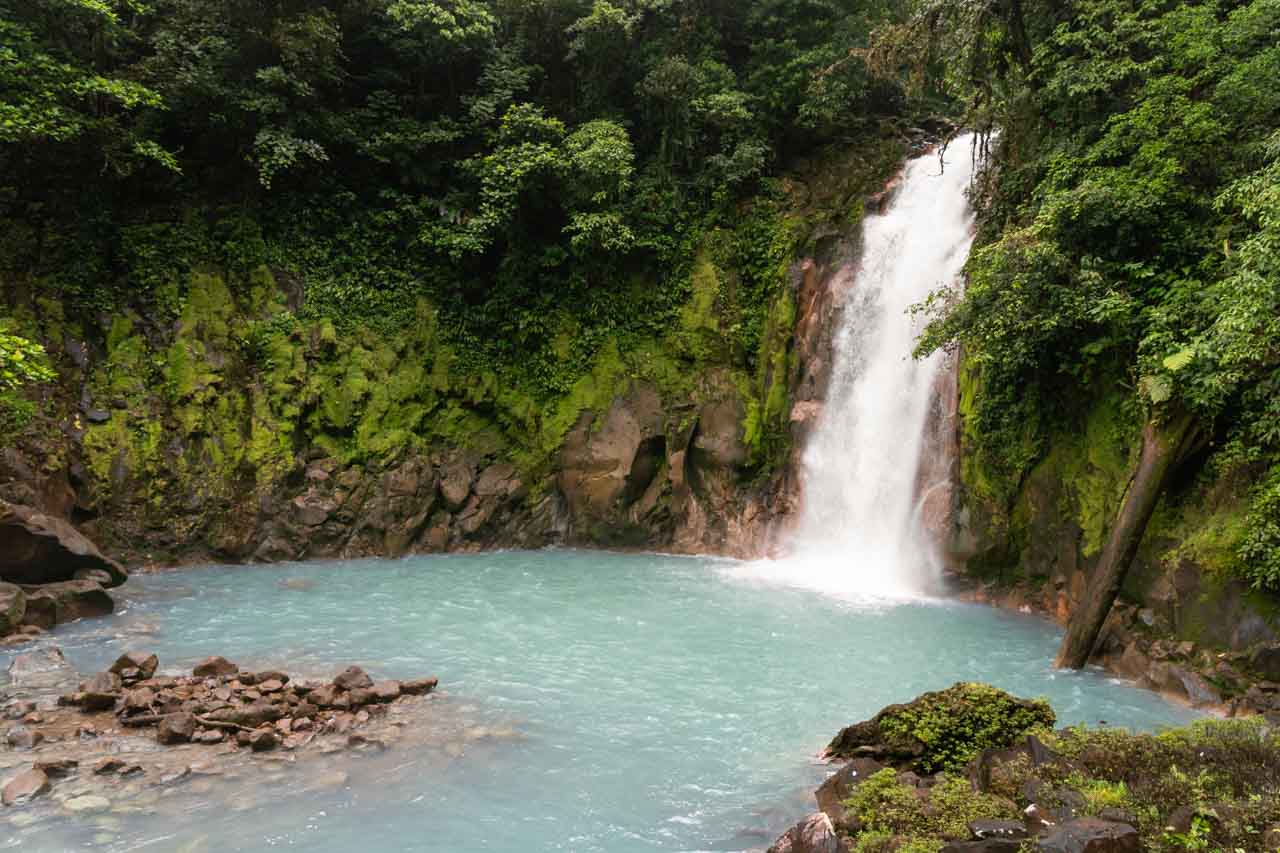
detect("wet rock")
[767,812,841,853]
[8,645,77,691]
[0,581,25,634]
[348,687,375,706]
[371,680,402,702]
[249,729,279,751]
[2,767,50,806]
[21,579,115,626]
[80,671,123,711]
[32,759,77,778]
[192,656,238,677]
[308,684,343,708]
[5,724,43,749]
[204,702,281,728]
[194,729,225,744]
[1035,818,1139,853]
[401,677,438,695]
[64,794,112,814]
[334,666,373,691]
[110,651,158,680]
[0,502,128,587]
[93,757,126,774]
[157,712,197,744]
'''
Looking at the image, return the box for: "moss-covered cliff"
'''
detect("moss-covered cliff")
[0,138,905,566]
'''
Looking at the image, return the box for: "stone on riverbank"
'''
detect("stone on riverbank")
[1,767,50,806]
[193,656,238,677]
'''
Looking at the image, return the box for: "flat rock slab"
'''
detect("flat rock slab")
[2,767,50,806]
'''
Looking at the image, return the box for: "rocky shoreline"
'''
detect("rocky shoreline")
[953,577,1280,722]
[768,683,1280,853]
[2,647,437,819]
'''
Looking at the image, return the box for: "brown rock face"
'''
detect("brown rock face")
[0,582,25,634]
[401,677,438,696]
[0,501,127,587]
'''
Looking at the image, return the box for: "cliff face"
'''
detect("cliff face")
[0,145,899,567]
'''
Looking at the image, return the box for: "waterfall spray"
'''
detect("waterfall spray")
[730,136,979,602]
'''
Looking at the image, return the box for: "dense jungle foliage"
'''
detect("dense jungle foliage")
[900,0,1280,592]
[0,0,931,481]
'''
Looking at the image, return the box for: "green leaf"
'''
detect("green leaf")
[1162,347,1196,372]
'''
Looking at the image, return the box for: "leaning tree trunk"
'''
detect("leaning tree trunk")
[1054,411,1204,669]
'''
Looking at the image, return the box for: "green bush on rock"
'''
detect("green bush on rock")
[826,682,1056,774]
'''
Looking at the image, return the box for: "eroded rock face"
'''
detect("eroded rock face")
[0,582,25,634]
[0,501,127,587]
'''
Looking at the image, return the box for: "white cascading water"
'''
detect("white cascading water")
[729,135,979,601]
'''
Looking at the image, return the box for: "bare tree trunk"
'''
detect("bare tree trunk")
[1054,411,1203,669]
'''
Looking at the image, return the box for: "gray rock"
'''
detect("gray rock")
[64,794,111,813]
[1035,818,1140,853]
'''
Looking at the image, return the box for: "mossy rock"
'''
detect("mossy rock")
[825,682,1055,774]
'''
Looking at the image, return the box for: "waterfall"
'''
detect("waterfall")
[732,136,979,601]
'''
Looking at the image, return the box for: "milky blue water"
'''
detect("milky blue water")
[4,550,1197,852]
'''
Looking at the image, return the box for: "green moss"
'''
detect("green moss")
[876,682,1056,774]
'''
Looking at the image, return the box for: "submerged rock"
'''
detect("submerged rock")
[1,767,50,806]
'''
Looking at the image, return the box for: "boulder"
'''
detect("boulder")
[767,812,842,853]
[192,656,238,677]
[1251,644,1280,682]
[308,684,343,708]
[0,582,25,634]
[439,460,476,511]
[79,671,122,711]
[942,842,1023,853]
[110,651,159,679]
[334,666,373,691]
[249,728,279,751]
[1035,819,1140,853]
[0,502,127,587]
[20,579,114,627]
[1,767,50,806]
[157,712,197,744]
[969,820,1028,841]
